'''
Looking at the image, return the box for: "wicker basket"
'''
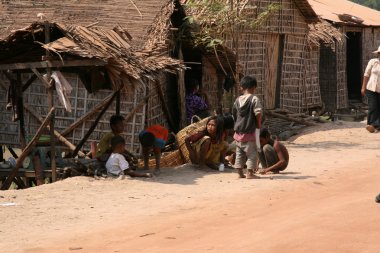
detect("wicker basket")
[138,149,184,168]
[176,117,210,163]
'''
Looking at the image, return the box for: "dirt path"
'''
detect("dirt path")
[1,121,380,252]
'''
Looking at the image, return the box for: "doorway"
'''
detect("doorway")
[346,32,362,100]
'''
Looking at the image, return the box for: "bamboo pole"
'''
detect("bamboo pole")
[61,92,117,137]
[1,107,55,190]
[72,91,118,157]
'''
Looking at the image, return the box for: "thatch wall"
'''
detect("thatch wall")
[335,37,348,110]
[0,0,170,43]
[362,27,380,76]
[0,72,168,153]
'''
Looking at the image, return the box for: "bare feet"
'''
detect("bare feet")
[237,168,246,178]
[247,169,260,179]
[366,125,375,133]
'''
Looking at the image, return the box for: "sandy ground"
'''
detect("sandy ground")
[1,120,380,253]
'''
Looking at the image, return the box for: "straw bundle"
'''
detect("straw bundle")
[176,117,210,163]
[138,150,184,168]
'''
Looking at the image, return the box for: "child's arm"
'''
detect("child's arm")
[185,135,198,164]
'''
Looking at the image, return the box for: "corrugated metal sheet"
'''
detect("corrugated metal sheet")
[308,0,380,26]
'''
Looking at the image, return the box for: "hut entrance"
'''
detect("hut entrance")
[346,32,362,100]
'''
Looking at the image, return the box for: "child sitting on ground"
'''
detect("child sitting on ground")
[106,135,151,178]
[185,115,227,170]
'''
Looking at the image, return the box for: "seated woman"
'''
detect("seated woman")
[185,116,227,170]
[185,79,209,124]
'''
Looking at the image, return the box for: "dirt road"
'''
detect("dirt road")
[1,121,380,252]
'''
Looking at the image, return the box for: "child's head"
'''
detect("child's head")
[223,114,235,130]
[139,131,155,148]
[110,115,124,134]
[205,116,224,141]
[259,128,271,146]
[110,135,126,153]
[240,75,257,91]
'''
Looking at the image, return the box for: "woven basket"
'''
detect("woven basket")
[176,117,210,163]
[138,149,184,168]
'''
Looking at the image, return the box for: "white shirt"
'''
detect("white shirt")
[105,153,129,176]
[364,58,380,93]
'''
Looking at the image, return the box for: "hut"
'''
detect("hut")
[308,0,380,112]
[146,0,343,131]
[0,1,183,151]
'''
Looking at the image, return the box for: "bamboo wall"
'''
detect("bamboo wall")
[202,58,219,113]
[0,0,169,43]
[362,27,380,76]
[0,72,164,153]
[146,75,169,129]
[335,38,348,109]
[319,44,338,112]
[302,49,322,110]
[280,34,307,112]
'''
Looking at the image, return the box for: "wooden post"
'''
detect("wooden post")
[116,90,121,115]
[45,21,57,182]
[154,81,176,130]
[72,91,118,157]
[16,72,27,149]
[0,107,55,190]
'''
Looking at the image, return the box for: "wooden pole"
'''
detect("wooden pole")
[116,90,121,115]
[72,91,118,157]
[61,92,117,137]
[23,105,87,157]
[265,110,317,126]
[1,107,55,190]
[154,81,175,130]
[45,21,57,182]
[124,93,154,123]
[16,72,27,149]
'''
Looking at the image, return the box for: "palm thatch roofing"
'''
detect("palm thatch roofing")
[0,21,184,91]
[307,20,345,49]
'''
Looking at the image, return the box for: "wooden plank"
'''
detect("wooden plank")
[0,107,55,190]
[264,34,280,109]
[22,74,37,92]
[0,59,106,71]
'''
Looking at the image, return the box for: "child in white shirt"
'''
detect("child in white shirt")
[106,136,151,178]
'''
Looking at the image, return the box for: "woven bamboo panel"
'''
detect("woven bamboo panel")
[302,49,322,109]
[146,75,169,129]
[202,58,219,112]
[247,0,308,36]
[319,44,338,112]
[362,28,380,75]
[280,34,307,113]
[0,72,151,153]
[335,34,348,110]
[0,0,169,43]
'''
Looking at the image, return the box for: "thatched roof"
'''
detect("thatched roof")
[0,22,184,91]
[307,20,345,49]
[0,0,172,42]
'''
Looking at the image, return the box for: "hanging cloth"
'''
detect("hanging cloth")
[51,71,73,112]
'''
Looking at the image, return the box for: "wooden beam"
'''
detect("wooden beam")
[61,92,117,137]
[265,110,317,126]
[24,105,87,157]
[22,74,37,92]
[0,107,55,190]
[154,81,175,130]
[31,68,51,88]
[124,93,154,123]
[17,73,27,148]
[0,59,106,71]
[72,91,118,157]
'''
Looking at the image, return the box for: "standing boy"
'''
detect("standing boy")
[232,76,262,179]
[139,125,169,176]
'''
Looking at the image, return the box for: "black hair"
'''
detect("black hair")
[240,75,257,90]
[260,128,271,139]
[203,116,224,142]
[223,114,235,130]
[110,135,125,150]
[186,78,200,94]
[139,132,155,147]
[109,115,124,127]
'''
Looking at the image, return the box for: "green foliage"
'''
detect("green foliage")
[349,0,380,11]
[182,0,280,50]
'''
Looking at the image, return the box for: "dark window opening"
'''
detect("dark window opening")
[346,32,362,101]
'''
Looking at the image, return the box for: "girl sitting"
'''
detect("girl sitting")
[185,116,227,170]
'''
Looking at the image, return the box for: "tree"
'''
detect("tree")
[349,0,380,11]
